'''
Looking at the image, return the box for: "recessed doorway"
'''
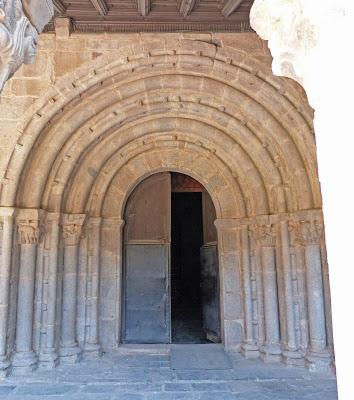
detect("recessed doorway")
[122,172,221,344]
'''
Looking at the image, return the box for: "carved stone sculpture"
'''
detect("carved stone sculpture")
[0,0,53,92]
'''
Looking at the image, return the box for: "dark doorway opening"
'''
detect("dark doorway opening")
[171,192,207,343]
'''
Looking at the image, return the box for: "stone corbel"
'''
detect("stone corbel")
[0,0,54,92]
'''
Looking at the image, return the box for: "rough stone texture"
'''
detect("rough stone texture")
[0,30,334,380]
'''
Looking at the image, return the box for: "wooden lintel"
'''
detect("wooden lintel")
[89,0,109,17]
[53,0,66,15]
[137,0,151,17]
[179,0,197,17]
[221,0,243,17]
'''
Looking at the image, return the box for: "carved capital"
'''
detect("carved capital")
[61,214,86,246]
[16,209,43,245]
[289,219,324,246]
[0,0,53,92]
[251,223,277,247]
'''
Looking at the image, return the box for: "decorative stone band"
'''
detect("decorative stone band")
[61,214,86,247]
[0,207,15,251]
[101,217,125,229]
[250,223,277,247]
[214,209,324,239]
[16,209,45,245]
[289,219,324,246]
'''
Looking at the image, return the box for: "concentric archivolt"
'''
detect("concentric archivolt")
[0,39,320,217]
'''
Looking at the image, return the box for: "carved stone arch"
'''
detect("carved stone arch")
[2,39,320,214]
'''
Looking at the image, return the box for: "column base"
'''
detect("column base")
[38,348,59,369]
[260,344,282,363]
[306,351,333,372]
[59,345,82,364]
[83,343,103,359]
[241,342,259,359]
[282,349,305,367]
[0,355,11,378]
[11,351,38,375]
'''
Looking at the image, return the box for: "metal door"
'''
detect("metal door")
[123,173,171,343]
[200,191,221,342]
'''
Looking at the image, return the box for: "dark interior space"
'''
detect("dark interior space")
[171,192,207,343]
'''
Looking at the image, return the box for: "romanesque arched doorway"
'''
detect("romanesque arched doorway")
[122,172,221,344]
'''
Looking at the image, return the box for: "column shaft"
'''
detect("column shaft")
[296,218,331,370]
[60,213,85,363]
[0,209,14,374]
[12,209,43,373]
[39,213,60,367]
[305,244,327,353]
[61,246,80,348]
[85,218,101,355]
[261,246,281,361]
[240,226,258,357]
[16,245,36,353]
[280,221,301,363]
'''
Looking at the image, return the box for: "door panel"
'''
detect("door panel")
[124,244,170,343]
[123,173,171,343]
[200,244,221,342]
[125,173,171,243]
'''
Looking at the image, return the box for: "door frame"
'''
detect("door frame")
[117,171,244,351]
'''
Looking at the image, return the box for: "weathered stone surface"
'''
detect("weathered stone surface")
[0,0,53,92]
[0,31,334,383]
[1,348,336,399]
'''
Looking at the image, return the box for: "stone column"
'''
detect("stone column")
[84,217,102,356]
[240,225,259,358]
[38,212,60,368]
[280,220,302,364]
[0,207,15,376]
[298,219,331,370]
[59,213,86,363]
[12,209,43,373]
[256,224,281,362]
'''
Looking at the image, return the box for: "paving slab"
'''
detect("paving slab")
[171,344,232,370]
[0,345,337,400]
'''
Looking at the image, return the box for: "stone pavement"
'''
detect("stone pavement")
[0,345,337,400]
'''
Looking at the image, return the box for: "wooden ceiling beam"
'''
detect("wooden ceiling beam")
[53,0,66,14]
[89,0,109,17]
[137,0,151,17]
[179,0,197,17]
[221,0,244,17]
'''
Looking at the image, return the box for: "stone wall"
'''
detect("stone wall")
[0,30,334,376]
